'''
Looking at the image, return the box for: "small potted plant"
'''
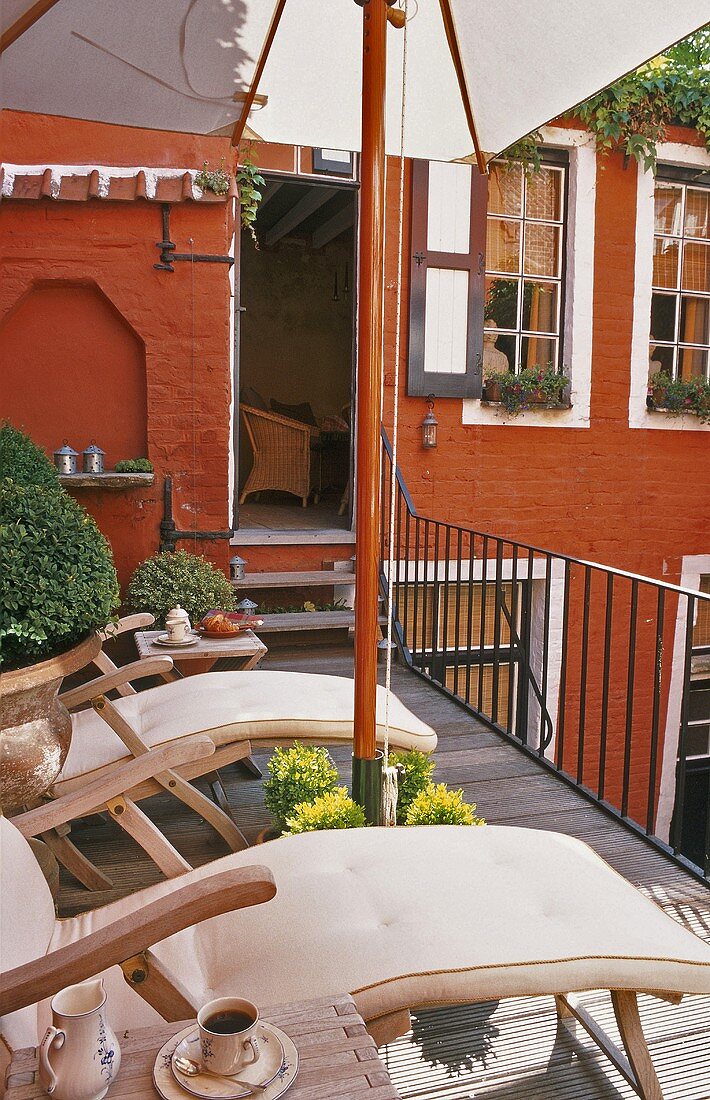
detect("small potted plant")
[285,788,366,833]
[262,742,339,836]
[690,378,710,423]
[114,458,154,473]
[493,366,570,415]
[404,783,485,826]
[126,549,236,627]
[482,371,508,403]
[0,424,119,809]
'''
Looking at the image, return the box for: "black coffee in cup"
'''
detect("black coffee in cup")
[203,1010,254,1035]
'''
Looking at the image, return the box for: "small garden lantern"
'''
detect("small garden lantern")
[230,554,247,581]
[82,441,105,474]
[237,597,259,614]
[53,441,79,474]
[421,395,438,449]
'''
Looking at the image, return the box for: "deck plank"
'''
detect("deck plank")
[54,645,710,1100]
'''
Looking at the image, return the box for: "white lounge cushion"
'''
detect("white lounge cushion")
[56,671,436,785]
[46,826,710,1042]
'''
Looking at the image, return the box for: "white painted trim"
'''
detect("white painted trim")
[656,554,710,843]
[463,127,595,430]
[629,144,710,432]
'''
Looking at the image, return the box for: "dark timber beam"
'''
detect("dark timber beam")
[264,187,338,247]
[312,201,356,250]
[256,180,284,213]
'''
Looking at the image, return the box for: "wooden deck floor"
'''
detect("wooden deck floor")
[57,646,710,1100]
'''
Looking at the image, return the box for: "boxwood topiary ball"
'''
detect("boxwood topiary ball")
[0,422,60,488]
[126,549,236,628]
[0,482,119,669]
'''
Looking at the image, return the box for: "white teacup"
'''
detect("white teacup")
[197,998,260,1077]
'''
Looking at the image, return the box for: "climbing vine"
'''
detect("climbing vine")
[237,150,266,246]
[503,26,710,174]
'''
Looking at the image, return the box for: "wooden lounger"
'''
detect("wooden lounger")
[2,820,708,1099]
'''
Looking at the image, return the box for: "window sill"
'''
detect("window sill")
[480,399,573,412]
[646,400,708,424]
[59,472,155,490]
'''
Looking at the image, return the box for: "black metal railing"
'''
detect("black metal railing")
[380,430,710,883]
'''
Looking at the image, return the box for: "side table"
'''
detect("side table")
[4,994,400,1100]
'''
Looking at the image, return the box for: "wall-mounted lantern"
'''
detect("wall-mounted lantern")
[82,442,105,474]
[54,441,79,474]
[230,555,247,582]
[421,394,438,449]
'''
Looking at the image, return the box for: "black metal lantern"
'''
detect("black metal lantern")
[421,395,438,449]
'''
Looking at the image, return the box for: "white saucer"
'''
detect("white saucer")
[153,1021,298,1100]
[153,634,199,648]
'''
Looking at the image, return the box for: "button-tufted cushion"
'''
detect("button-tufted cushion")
[42,826,710,1046]
[56,671,436,787]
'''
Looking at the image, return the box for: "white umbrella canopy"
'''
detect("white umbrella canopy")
[1,0,709,163]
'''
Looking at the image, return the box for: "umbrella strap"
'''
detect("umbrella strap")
[382,0,409,826]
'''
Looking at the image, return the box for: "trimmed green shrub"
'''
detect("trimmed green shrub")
[388,748,436,825]
[126,549,236,627]
[285,788,366,833]
[0,482,119,669]
[0,422,59,488]
[263,742,339,829]
[405,783,485,826]
[114,458,154,473]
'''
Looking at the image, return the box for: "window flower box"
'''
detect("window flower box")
[483,367,570,416]
[648,371,710,424]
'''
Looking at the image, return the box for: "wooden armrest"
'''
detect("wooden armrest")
[59,657,174,708]
[99,613,155,642]
[0,863,277,1017]
[12,736,216,837]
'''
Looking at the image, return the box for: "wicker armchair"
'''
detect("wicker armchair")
[239,404,316,507]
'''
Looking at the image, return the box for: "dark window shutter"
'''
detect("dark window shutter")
[407,159,487,398]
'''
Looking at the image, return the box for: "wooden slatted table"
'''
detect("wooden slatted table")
[135,628,268,678]
[4,994,400,1100]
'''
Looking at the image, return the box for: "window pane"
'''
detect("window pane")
[485,277,518,329]
[654,185,682,234]
[521,335,557,370]
[488,163,523,217]
[686,724,710,758]
[650,293,677,343]
[689,681,710,723]
[524,224,560,277]
[682,242,710,293]
[649,344,675,376]
[522,281,558,333]
[487,218,521,273]
[484,329,516,372]
[678,346,708,380]
[653,237,680,288]
[685,189,710,239]
[526,168,562,221]
[680,296,710,346]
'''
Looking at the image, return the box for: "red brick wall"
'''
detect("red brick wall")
[0,111,236,589]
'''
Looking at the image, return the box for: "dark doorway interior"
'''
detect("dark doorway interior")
[237,176,357,532]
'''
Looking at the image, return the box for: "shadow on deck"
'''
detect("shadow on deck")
[57,646,710,1100]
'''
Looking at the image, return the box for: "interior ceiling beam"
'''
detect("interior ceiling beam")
[264,187,338,247]
[311,201,356,250]
[0,0,62,54]
[256,180,284,213]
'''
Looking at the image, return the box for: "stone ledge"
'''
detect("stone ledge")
[59,472,155,490]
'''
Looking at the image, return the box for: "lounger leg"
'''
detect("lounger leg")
[239,756,264,779]
[41,829,113,892]
[611,991,664,1100]
[556,993,663,1100]
[107,796,193,879]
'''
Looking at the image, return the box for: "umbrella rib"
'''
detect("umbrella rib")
[231,0,288,147]
[437,0,487,174]
[0,0,61,55]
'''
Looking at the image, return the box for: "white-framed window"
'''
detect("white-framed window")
[484,156,567,374]
[650,174,710,382]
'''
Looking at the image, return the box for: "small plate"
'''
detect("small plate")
[153,634,199,648]
[153,1021,298,1100]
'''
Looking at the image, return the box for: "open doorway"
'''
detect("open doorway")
[237,174,357,533]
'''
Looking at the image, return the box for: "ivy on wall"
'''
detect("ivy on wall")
[504,27,710,173]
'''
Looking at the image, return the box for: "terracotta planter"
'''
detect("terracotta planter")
[0,632,101,812]
[528,389,549,405]
[484,381,502,402]
[652,386,667,408]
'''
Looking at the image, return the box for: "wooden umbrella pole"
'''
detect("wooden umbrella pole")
[352,0,388,824]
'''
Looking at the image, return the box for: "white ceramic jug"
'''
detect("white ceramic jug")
[39,979,121,1100]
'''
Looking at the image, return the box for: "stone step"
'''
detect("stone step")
[256,610,387,634]
[233,569,355,589]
